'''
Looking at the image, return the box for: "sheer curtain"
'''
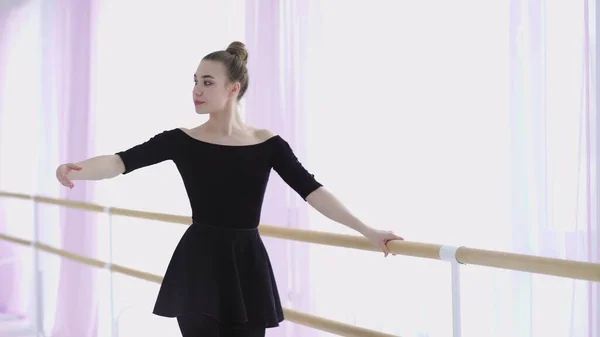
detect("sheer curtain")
[0,0,39,321]
[244,0,317,336]
[302,0,597,336]
[1,1,103,336]
[504,0,598,336]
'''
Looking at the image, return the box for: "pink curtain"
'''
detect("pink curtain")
[244,0,316,336]
[40,0,100,336]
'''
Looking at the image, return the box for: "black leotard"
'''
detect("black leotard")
[116,128,322,328]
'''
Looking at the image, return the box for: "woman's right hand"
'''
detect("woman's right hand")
[55,163,82,189]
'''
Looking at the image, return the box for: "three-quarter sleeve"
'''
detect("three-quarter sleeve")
[116,129,178,175]
[272,137,322,200]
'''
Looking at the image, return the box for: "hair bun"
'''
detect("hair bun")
[226,41,248,65]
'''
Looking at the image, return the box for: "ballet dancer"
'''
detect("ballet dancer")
[55,41,403,337]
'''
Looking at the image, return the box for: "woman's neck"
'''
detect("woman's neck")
[205,104,246,136]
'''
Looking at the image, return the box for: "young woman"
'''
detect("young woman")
[55,41,403,337]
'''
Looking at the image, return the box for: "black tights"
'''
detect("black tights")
[177,314,266,337]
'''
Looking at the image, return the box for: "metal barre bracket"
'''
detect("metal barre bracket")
[438,245,464,264]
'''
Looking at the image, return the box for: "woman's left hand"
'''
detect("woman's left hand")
[363,228,404,257]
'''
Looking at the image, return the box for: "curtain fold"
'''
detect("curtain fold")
[39,1,100,336]
[507,0,598,335]
[244,0,315,336]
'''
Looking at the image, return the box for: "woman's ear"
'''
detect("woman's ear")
[230,82,241,97]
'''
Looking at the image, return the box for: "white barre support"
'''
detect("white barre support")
[32,197,45,337]
[439,245,462,264]
[438,245,463,337]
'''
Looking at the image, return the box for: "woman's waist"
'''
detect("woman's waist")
[190,212,260,229]
[190,221,260,232]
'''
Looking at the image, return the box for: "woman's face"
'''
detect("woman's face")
[192,60,239,114]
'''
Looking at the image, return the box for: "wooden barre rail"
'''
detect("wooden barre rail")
[0,232,397,337]
[1,191,600,284]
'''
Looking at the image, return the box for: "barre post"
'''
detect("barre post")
[32,196,44,337]
[439,245,463,337]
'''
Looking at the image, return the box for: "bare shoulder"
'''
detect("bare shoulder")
[177,126,204,138]
[252,128,279,142]
[177,127,192,135]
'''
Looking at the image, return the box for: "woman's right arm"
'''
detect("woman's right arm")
[71,155,125,180]
[56,129,180,188]
[56,155,125,188]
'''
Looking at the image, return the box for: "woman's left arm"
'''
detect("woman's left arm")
[268,132,403,257]
[306,187,403,257]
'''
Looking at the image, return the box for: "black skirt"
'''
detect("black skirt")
[152,222,284,329]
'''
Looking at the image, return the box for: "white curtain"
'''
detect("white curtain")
[303,0,597,336]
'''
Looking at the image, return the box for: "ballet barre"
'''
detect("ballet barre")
[5,192,598,282]
[0,191,599,337]
[0,239,397,336]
